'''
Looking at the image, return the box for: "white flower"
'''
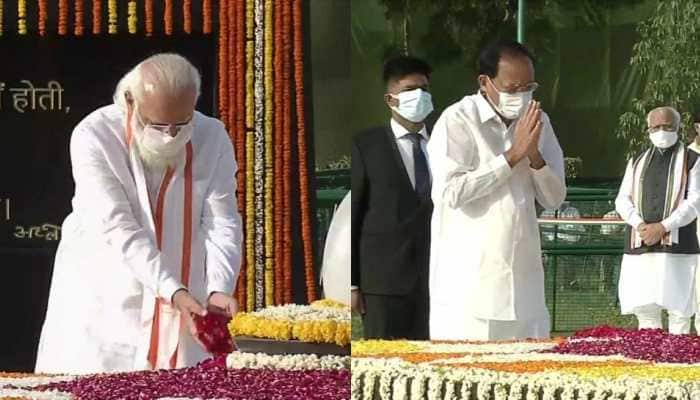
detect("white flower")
[226,351,349,370]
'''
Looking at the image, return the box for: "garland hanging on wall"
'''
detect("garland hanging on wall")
[0,0,318,312]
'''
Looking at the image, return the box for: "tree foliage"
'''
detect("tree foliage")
[616,0,700,158]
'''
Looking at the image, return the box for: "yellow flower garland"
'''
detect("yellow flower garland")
[352,340,421,356]
[17,0,27,35]
[245,41,255,130]
[263,0,274,307]
[108,0,117,34]
[0,0,4,36]
[229,303,352,347]
[562,364,700,383]
[246,0,254,40]
[127,0,137,34]
[311,299,348,309]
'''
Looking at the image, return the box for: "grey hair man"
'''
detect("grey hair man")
[36,53,243,373]
[616,106,700,334]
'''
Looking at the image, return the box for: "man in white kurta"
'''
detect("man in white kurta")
[427,40,566,340]
[616,107,700,334]
[35,54,242,373]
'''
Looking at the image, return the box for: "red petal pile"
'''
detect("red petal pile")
[32,362,350,400]
[548,325,700,363]
[193,312,236,356]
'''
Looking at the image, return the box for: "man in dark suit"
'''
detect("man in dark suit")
[351,56,433,339]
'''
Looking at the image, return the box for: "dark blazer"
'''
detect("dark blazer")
[351,125,432,296]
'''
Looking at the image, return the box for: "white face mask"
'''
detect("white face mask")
[390,88,434,123]
[487,78,532,120]
[649,130,678,149]
[133,107,194,168]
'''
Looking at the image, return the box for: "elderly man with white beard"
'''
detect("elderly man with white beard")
[35,53,243,373]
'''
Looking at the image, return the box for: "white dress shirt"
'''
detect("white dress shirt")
[427,93,566,340]
[615,144,700,317]
[390,118,429,189]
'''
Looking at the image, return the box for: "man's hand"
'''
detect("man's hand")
[207,292,239,318]
[505,100,543,167]
[351,288,365,315]
[638,222,667,246]
[172,289,207,346]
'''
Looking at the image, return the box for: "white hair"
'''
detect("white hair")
[113,53,201,109]
[647,106,681,130]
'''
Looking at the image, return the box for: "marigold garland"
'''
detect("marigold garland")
[164,0,172,35]
[272,0,283,305]
[144,0,153,36]
[292,0,316,302]
[17,0,26,35]
[127,0,137,34]
[38,0,48,36]
[217,0,228,123]
[245,0,254,39]
[92,0,101,34]
[225,0,240,309]
[183,0,191,34]
[74,0,85,36]
[281,0,293,304]
[0,0,4,37]
[234,0,248,311]
[108,0,117,34]
[58,0,68,35]
[263,0,274,307]
[202,0,212,34]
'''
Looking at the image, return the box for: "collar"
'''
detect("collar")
[390,118,429,141]
[474,91,500,124]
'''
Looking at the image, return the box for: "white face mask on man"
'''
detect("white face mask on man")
[389,88,434,123]
[649,129,678,149]
[486,77,533,120]
[132,106,194,168]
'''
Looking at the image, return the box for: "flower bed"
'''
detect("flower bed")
[229,300,351,346]
[351,327,700,399]
[0,352,350,400]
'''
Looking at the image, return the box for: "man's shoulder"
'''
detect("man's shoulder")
[192,111,229,145]
[436,95,480,124]
[71,104,125,147]
[353,126,389,149]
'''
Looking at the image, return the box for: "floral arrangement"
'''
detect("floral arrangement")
[352,326,700,399]
[1,353,349,399]
[226,351,349,370]
[229,300,351,346]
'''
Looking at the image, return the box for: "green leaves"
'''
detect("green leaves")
[616,0,700,158]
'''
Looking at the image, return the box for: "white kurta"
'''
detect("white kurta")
[35,104,242,374]
[427,93,566,340]
[615,149,700,317]
[320,191,351,305]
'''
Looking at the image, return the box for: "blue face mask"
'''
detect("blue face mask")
[390,88,434,123]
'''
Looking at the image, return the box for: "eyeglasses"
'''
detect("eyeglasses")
[648,124,676,134]
[137,111,192,135]
[489,77,539,94]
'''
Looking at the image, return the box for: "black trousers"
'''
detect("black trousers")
[362,281,429,340]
